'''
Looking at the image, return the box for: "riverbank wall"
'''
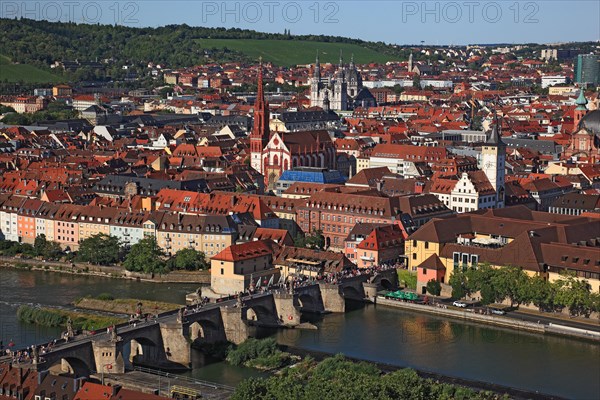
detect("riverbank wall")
[0,256,210,284]
[376,297,600,342]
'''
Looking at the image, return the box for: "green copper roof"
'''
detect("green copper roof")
[575,89,588,111]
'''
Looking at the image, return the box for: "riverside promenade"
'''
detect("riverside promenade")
[377,296,600,342]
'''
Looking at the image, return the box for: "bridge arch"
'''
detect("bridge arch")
[342,285,364,301]
[379,277,394,290]
[122,335,162,368]
[244,305,273,323]
[188,319,223,344]
[49,356,92,378]
[297,292,318,311]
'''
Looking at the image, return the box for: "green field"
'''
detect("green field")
[0,55,64,84]
[197,39,398,66]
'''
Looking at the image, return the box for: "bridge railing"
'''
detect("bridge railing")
[131,366,235,392]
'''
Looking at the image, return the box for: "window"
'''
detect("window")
[453,252,460,267]
[424,241,429,249]
[221,268,224,275]
[413,240,417,247]
[461,253,469,271]
[412,253,417,260]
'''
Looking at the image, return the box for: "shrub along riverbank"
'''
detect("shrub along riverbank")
[231,352,509,400]
[16,305,125,331]
[226,338,292,370]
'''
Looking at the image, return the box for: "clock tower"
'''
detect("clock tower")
[482,124,506,208]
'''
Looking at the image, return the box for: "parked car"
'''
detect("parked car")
[490,308,506,315]
[452,301,467,308]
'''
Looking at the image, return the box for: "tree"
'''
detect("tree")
[123,237,166,273]
[294,230,325,250]
[524,275,556,312]
[34,235,63,261]
[306,230,325,250]
[426,279,441,296]
[554,274,593,317]
[449,270,470,300]
[491,266,529,306]
[392,84,404,94]
[77,234,122,265]
[169,248,209,271]
[34,234,49,257]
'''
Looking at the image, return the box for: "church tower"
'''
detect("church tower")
[250,59,270,174]
[408,52,414,73]
[310,52,322,109]
[573,88,588,131]
[482,119,506,208]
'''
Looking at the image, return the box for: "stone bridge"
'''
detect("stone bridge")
[30,269,398,376]
[294,268,398,313]
[31,292,299,376]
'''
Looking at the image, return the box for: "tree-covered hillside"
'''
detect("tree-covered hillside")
[0,18,409,69]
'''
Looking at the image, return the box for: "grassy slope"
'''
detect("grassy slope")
[197,39,397,65]
[0,54,63,84]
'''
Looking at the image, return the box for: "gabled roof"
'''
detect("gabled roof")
[357,225,404,251]
[212,239,278,262]
[416,254,446,270]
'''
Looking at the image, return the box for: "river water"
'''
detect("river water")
[1,269,598,399]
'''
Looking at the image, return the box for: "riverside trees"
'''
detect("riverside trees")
[449,265,599,318]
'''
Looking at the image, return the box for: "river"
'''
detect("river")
[1,269,598,399]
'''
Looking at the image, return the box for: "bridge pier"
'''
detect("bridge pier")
[220,306,250,345]
[363,282,379,302]
[319,283,345,313]
[273,293,301,326]
[92,340,125,374]
[159,322,191,369]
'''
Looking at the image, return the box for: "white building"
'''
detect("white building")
[541,75,567,89]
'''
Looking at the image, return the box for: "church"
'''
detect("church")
[309,52,375,111]
[564,89,600,163]
[250,62,337,191]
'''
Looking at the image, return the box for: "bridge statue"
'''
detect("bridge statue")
[66,317,74,338]
[177,307,184,323]
[110,326,118,342]
[31,345,38,364]
[236,293,243,308]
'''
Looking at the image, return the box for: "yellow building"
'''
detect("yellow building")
[210,240,280,295]
[406,206,600,294]
[156,213,236,257]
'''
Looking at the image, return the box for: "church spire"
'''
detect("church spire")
[575,88,588,111]
[574,88,589,130]
[487,112,504,146]
[339,49,344,68]
[250,58,270,155]
[314,50,321,78]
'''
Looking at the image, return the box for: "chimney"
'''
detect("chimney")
[414,181,424,194]
[529,230,536,238]
[375,180,382,192]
